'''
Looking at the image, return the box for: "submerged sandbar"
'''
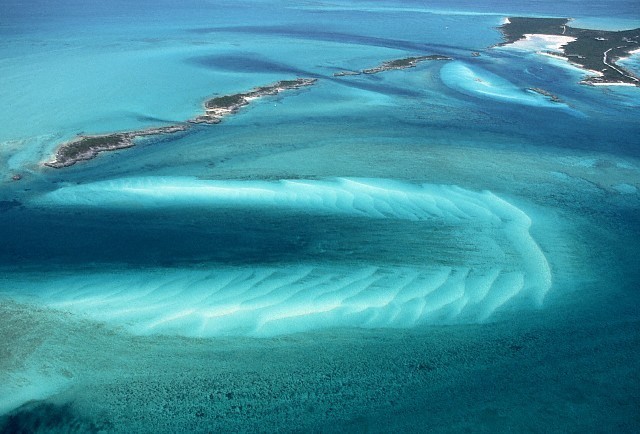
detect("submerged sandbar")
[45,78,316,168]
[498,17,640,86]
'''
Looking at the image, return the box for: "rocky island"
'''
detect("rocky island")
[528,87,563,103]
[45,78,316,168]
[191,78,317,124]
[334,54,452,77]
[498,17,640,86]
[45,126,189,169]
[333,70,362,77]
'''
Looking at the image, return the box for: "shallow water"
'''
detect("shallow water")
[0,0,639,431]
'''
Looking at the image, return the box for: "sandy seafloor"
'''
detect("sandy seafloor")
[0,0,639,432]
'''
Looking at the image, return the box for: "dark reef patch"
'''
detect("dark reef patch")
[330,78,424,97]
[0,199,21,212]
[0,401,110,434]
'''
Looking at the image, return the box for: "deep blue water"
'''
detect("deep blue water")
[0,0,639,432]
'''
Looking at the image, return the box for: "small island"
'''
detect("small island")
[333,70,362,77]
[528,87,563,103]
[44,126,189,169]
[333,55,452,77]
[498,17,640,86]
[191,78,317,124]
[45,78,316,168]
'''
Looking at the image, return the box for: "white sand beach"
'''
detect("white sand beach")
[505,34,576,53]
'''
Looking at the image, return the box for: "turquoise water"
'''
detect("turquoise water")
[1,0,639,431]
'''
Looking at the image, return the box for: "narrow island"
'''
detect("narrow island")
[333,70,362,77]
[333,54,452,77]
[528,87,563,103]
[45,78,316,168]
[191,78,317,124]
[498,17,640,86]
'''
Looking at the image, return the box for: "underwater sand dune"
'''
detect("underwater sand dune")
[14,177,554,337]
[440,61,569,107]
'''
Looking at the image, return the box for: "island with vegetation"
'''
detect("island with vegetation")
[498,17,640,86]
[45,78,317,168]
[191,78,317,124]
[334,55,452,77]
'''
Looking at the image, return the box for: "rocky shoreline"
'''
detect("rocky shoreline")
[45,79,317,168]
[44,126,190,169]
[528,87,563,103]
[192,78,317,124]
[333,55,452,77]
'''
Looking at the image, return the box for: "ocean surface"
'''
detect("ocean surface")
[1,0,639,432]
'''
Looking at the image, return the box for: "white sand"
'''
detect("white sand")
[590,82,637,86]
[538,51,604,77]
[505,34,576,53]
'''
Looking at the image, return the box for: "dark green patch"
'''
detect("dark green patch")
[362,55,452,74]
[58,134,125,159]
[0,401,110,434]
[563,27,640,74]
[0,199,21,212]
[386,58,420,68]
[277,79,303,87]
[205,94,246,109]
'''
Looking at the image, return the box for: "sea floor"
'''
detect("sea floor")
[2,135,639,431]
[1,295,638,432]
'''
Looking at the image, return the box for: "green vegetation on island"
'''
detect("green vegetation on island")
[194,78,317,124]
[334,54,452,77]
[46,134,132,168]
[45,126,190,169]
[205,94,245,109]
[499,17,640,86]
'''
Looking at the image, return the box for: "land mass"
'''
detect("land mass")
[191,78,317,124]
[528,87,563,103]
[498,17,640,86]
[45,78,316,168]
[334,55,452,77]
